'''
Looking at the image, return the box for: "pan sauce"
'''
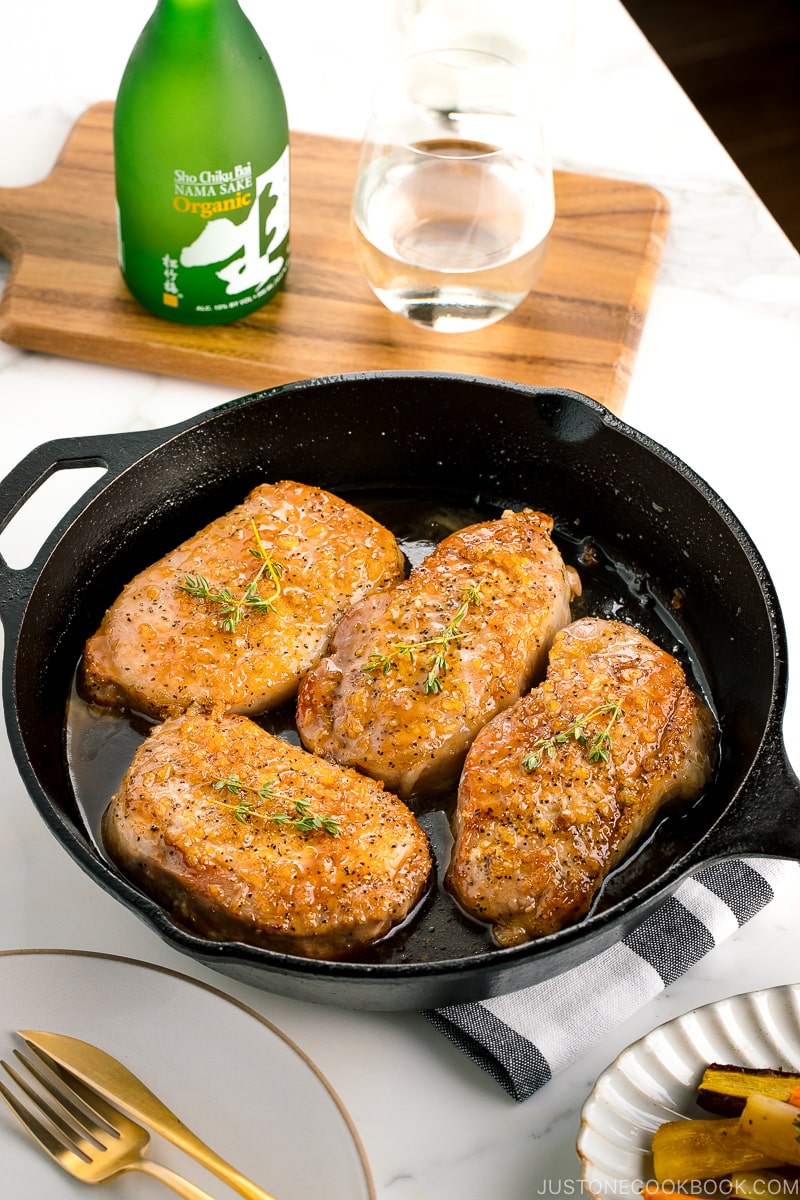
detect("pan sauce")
[65,487,718,965]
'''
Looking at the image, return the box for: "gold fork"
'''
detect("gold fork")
[0,1049,220,1198]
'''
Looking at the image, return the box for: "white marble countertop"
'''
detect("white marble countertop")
[1,2,799,1197]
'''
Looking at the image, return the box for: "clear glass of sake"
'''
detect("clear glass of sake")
[351,48,555,333]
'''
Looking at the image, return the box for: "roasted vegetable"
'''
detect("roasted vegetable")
[730,1170,800,1198]
[738,1094,800,1167]
[698,1064,800,1116]
[651,1117,781,1182]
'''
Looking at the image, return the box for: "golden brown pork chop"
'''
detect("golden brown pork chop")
[102,709,432,959]
[448,617,717,946]
[296,509,580,800]
[82,481,403,720]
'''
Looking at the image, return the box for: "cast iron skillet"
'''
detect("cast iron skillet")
[1,372,798,1011]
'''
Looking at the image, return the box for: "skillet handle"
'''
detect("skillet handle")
[695,739,800,863]
[0,429,166,629]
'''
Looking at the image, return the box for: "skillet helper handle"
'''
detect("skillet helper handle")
[696,740,800,863]
[0,429,164,629]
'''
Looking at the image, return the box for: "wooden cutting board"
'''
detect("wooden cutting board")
[0,102,669,413]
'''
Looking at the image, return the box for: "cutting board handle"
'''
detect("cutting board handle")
[0,103,116,257]
[0,181,36,257]
[0,429,164,627]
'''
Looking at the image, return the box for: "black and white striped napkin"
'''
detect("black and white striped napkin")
[426,858,799,1101]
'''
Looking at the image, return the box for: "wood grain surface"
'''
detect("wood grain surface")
[0,102,670,413]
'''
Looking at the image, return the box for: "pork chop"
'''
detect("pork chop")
[296,509,581,800]
[102,708,432,959]
[448,617,717,946]
[81,481,403,720]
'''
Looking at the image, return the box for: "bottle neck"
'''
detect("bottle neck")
[155,0,244,20]
[152,0,247,38]
[156,0,241,8]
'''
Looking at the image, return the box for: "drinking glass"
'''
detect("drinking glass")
[392,0,577,109]
[351,48,555,333]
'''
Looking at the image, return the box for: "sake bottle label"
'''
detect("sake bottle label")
[149,147,289,317]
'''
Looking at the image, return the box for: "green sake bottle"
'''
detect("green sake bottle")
[114,0,289,325]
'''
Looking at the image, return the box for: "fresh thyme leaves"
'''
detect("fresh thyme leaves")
[212,774,341,836]
[794,1113,800,1146]
[363,584,482,694]
[522,700,624,772]
[180,519,282,633]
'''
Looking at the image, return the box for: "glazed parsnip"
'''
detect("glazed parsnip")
[651,1118,781,1182]
[738,1094,800,1167]
[698,1065,800,1116]
[728,1171,800,1199]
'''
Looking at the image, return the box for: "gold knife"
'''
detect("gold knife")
[19,1030,279,1200]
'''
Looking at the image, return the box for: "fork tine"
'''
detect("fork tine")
[3,1049,224,1200]
[14,1051,110,1139]
[15,1046,126,1137]
[1,1056,102,1159]
[0,1075,91,1171]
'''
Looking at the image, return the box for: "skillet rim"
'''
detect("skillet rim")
[0,371,792,996]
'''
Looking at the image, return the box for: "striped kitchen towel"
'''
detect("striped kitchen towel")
[426,858,800,1101]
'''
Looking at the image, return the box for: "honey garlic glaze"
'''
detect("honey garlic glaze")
[65,488,718,965]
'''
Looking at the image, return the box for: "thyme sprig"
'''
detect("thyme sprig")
[522,700,624,772]
[364,583,482,694]
[181,519,282,633]
[211,773,341,836]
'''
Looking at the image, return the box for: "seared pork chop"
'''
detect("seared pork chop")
[82,481,403,720]
[297,509,580,800]
[448,617,717,946]
[102,709,432,959]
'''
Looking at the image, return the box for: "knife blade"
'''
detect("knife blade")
[19,1030,279,1200]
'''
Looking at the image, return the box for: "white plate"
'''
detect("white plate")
[0,950,375,1199]
[578,983,800,1198]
